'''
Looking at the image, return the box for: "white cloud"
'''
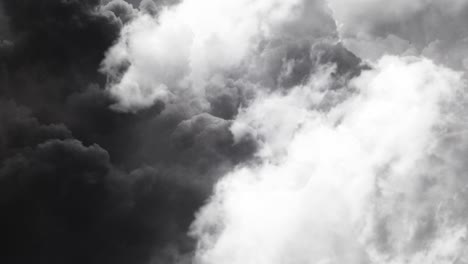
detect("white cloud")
[99,2,468,263]
[327,0,468,72]
[191,56,467,264]
[101,0,310,111]
[101,0,338,111]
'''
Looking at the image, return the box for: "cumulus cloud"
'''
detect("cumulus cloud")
[3,0,468,263]
[328,0,468,72]
[191,56,468,264]
[101,0,338,111]
[0,0,257,263]
[102,0,138,25]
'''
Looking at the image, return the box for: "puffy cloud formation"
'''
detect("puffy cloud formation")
[192,56,468,264]
[0,0,256,263]
[101,0,338,110]
[1,0,468,264]
[328,0,468,71]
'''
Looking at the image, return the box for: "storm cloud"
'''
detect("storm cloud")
[1,0,468,264]
[0,0,256,263]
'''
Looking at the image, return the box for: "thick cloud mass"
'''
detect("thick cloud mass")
[328,0,468,72]
[191,56,467,264]
[0,0,256,263]
[2,0,468,264]
[101,0,340,111]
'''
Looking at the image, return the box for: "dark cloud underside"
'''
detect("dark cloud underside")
[0,0,258,263]
[0,0,368,263]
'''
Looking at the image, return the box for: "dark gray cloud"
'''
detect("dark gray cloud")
[0,137,204,264]
[0,0,120,122]
[0,82,254,264]
[0,0,373,263]
[0,0,260,263]
[102,0,138,25]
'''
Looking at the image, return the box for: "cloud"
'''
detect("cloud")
[0,137,205,264]
[2,0,468,264]
[327,0,468,71]
[0,0,259,263]
[101,0,338,111]
[191,56,468,264]
[102,0,139,25]
[0,96,255,264]
[0,0,122,121]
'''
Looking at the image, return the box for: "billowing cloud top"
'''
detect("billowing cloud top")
[101,0,338,110]
[329,0,468,71]
[1,0,468,264]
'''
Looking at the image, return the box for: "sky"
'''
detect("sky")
[1,0,468,264]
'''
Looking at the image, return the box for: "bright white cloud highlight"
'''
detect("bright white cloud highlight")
[191,56,468,264]
[100,1,468,263]
[101,0,337,111]
[101,0,306,110]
